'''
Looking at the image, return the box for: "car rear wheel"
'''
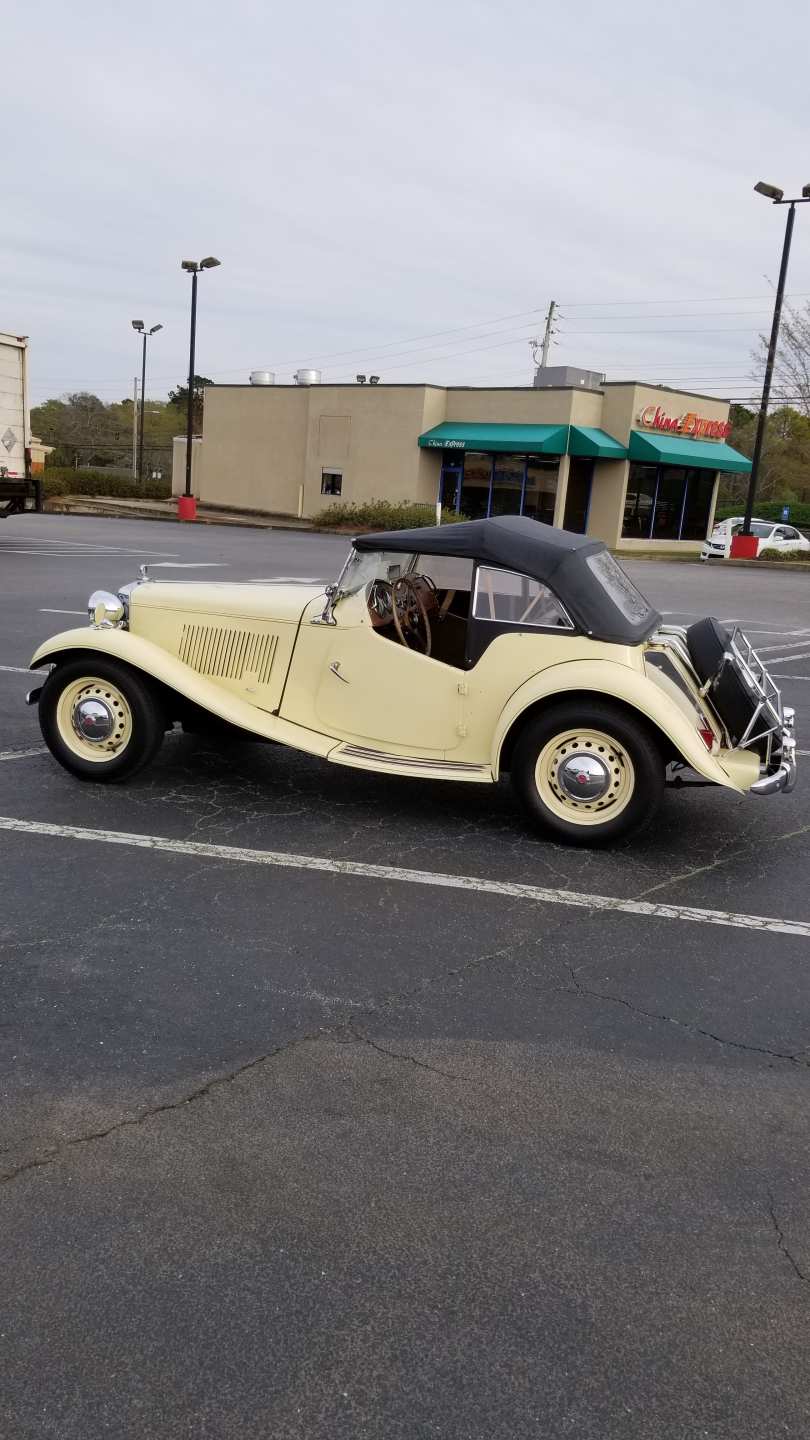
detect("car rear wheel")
[39,657,166,782]
[510,701,664,846]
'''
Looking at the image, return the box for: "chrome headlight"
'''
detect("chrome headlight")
[88,590,126,628]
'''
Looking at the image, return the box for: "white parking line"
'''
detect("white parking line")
[755,640,810,653]
[0,747,48,761]
[0,816,808,939]
[3,550,165,558]
[39,608,85,615]
[772,674,810,681]
[0,665,30,674]
[759,650,810,665]
[0,534,178,552]
[147,562,229,569]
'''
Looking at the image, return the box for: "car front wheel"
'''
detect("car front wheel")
[510,701,664,846]
[38,656,166,782]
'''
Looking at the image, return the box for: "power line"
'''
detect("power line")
[560,292,810,307]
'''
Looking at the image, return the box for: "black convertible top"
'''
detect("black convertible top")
[353,515,660,645]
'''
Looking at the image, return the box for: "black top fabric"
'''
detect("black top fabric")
[353,515,660,645]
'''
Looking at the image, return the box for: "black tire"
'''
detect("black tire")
[39,656,166,783]
[510,700,665,847]
[686,617,755,745]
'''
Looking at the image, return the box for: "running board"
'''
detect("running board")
[329,742,493,783]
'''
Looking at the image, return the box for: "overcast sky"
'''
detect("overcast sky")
[6,0,810,407]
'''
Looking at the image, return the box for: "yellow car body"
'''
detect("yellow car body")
[28,517,794,844]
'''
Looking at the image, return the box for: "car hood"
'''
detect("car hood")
[130,580,326,625]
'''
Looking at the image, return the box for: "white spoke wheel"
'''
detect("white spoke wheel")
[39,657,166,783]
[510,702,664,846]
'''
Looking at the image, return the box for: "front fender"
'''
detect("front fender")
[29,627,337,758]
[491,659,759,792]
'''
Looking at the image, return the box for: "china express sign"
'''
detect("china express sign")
[638,404,731,440]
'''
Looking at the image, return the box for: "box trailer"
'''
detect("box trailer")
[0,333,41,517]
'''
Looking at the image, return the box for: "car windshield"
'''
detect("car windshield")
[749,523,774,538]
[337,547,415,596]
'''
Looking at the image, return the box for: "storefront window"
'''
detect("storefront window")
[459,452,492,520]
[623,463,717,541]
[523,458,558,524]
[490,454,524,516]
[563,458,593,533]
[651,466,686,540]
[680,470,715,540]
[623,464,657,539]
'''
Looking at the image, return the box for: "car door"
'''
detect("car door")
[779,525,804,553]
[314,592,466,752]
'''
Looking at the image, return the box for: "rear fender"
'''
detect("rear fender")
[492,659,759,792]
[30,627,337,758]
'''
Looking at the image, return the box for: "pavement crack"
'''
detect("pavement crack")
[563,965,810,1068]
[349,1021,470,1081]
[0,1027,328,1188]
[767,1191,808,1284]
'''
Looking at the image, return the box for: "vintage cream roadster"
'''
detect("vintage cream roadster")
[28,516,796,845]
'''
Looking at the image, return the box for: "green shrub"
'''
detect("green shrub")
[715,500,810,527]
[758,547,810,562]
[41,468,172,501]
[312,499,469,530]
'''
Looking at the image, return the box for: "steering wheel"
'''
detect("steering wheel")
[391,576,432,655]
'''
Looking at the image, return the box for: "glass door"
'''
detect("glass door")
[439,458,463,514]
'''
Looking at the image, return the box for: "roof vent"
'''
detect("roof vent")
[249,370,275,385]
[294,368,321,386]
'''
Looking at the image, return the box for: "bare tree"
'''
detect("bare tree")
[753,300,810,416]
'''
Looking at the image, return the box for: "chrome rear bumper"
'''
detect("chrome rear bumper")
[750,707,797,796]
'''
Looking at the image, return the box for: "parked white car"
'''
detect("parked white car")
[701,517,810,561]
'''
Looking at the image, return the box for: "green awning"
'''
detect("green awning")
[568,426,627,460]
[628,430,751,474]
[418,422,568,454]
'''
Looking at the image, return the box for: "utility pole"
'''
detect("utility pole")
[132,376,139,478]
[540,299,557,368]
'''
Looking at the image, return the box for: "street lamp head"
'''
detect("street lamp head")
[200,256,221,270]
[181,260,198,273]
[802,184,810,199]
[148,324,163,335]
[132,320,144,331]
[754,180,784,201]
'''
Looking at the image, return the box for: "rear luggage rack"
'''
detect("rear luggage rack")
[720,627,784,754]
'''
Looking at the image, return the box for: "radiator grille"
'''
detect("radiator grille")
[178,624,278,684]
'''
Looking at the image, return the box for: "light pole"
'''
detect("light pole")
[131,321,162,483]
[736,181,810,548]
[180,257,220,517]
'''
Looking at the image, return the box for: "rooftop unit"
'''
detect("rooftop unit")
[533,364,605,391]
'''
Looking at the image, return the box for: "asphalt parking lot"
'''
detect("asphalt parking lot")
[2,515,809,1440]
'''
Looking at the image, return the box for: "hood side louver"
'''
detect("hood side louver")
[179,623,278,684]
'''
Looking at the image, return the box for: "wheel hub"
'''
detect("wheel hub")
[72,696,115,744]
[557,751,611,801]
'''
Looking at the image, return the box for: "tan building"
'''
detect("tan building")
[173,374,751,551]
